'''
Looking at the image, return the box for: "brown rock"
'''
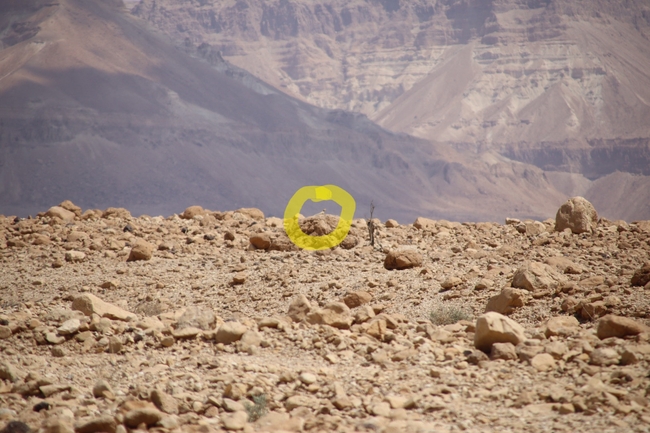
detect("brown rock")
[72,293,136,321]
[215,322,248,344]
[474,312,527,352]
[530,353,556,371]
[490,342,517,360]
[151,389,179,415]
[127,240,154,261]
[221,410,248,430]
[307,302,352,329]
[589,348,621,366]
[180,205,205,219]
[384,248,423,270]
[59,200,82,216]
[250,233,271,250]
[631,262,650,287]
[287,295,311,322]
[512,261,564,292]
[124,408,164,428]
[236,207,265,220]
[485,287,525,315]
[555,197,598,234]
[413,217,437,230]
[543,316,580,338]
[75,416,117,433]
[176,306,216,330]
[597,315,650,339]
[64,251,86,263]
[342,291,372,308]
[46,206,75,222]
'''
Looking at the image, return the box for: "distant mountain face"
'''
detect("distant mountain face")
[0,0,579,222]
[132,0,650,178]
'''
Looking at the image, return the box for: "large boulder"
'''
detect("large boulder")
[554,197,598,234]
[384,248,423,270]
[474,312,526,352]
[512,261,564,293]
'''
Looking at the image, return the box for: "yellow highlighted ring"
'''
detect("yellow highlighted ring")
[284,185,356,251]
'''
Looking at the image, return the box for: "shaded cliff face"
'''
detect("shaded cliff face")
[0,0,582,222]
[132,0,650,179]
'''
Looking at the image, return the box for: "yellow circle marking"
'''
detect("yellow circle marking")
[284,185,356,251]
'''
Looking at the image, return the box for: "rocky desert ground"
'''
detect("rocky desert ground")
[1,197,650,433]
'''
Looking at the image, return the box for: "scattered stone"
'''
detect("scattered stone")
[151,389,179,415]
[215,322,248,344]
[75,416,117,433]
[127,240,154,261]
[384,248,423,270]
[440,276,462,290]
[180,206,205,220]
[597,314,650,339]
[512,261,564,292]
[287,295,311,322]
[92,380,114,399]
[57,319,81,335]
[530,353,556,371]
[544,316,580,338]
[64,251,86,263]
[485,287,525,314]
[490,342,517,360]
[221,410,248,430]
[72,294,136,321]
[250,233,271,250]
[0,326,11,339]
[474,312,527,352]
[554,197,598,234]
[46,206,75,222]
[342,291,372,308]
[306,302,352,329]
[631,262,650,287]
[124,407,164,428]
[176,306,216,330]
[590,348,621,366]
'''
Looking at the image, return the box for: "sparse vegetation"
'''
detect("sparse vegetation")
[429,305,472,326]
[245,394,267,422]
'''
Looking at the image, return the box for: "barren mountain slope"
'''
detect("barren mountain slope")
[0,0,586,222]
[132,0,650,210]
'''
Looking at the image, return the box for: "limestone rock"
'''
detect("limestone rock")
[597,315,650,339]
[287,295,311,322]
[474,312,526,352]
[485,287,525,315]
[92,380,114,399]
[72,294,136,321]
[46,206,75,222]
[216,322,248,344]
[512,261,564,292]
[127,240,154,261]
[555,197,598,234]
[59,200,82,216]
[384,248,423,270]
[306,302,352,329]
[413,217,437,230]
[631,262,650,287]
